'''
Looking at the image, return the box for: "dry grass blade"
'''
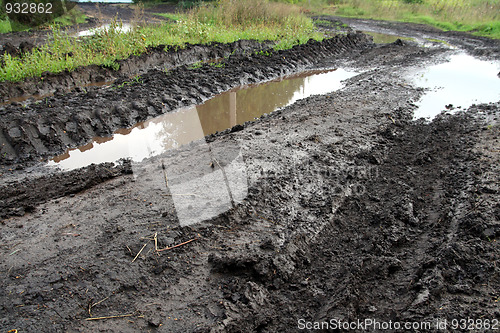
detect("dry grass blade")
[132,242,148,262]
[156,238,197,252]
[85,313,134,321]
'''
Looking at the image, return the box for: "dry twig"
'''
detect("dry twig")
[132,242,148,262]
[156,238,197,252]
[85,313,134,321]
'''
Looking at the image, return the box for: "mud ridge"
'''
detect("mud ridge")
[0,161,132,218]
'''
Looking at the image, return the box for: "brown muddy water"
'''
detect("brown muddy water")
[362,31,414,44]
[47,68,358,170]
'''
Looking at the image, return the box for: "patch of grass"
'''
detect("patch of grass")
[52,8,87,27]
[0,19,11,33]
[114,75,143,88]
[255,49,273,56]
[188,61,203,69]
[153,12,185,21]
[0,18,31,33]
[332,0,500,39]
[1,0,323,82]
[273,0,332,14]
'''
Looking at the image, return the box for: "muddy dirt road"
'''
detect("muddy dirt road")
[0,14,499,333]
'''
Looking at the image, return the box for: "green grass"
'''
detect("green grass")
[0,19,30,33]
[0,0,323,82]
[332,0,500,39]
[0,19,11,33]
[53,8,87,26]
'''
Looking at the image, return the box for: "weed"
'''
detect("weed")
[255,50,273,56]
[209,61,225,68]
[113,75,143,89]
[314,19,339,28]
[188,61,203,69]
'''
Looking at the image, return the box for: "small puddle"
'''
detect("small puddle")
[411,53,500,119]
[75,23,132,37]
[1,92,53,106]
[47,68,358,170]
[361,30,455,49]
[362,31,414,44]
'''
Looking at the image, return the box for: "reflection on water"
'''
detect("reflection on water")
[198,69,355,134]
[76,23,132,37]
[412,53,500,119]
[48,106,205,168]
[48,68,358,170]
[362,31,414,44]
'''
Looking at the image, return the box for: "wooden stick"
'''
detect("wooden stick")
[132,242,148,262]
[91,296,110,308]
[154,232,158,251]
[161,160,169,187]
[85,313,134,321]
[156,238,197,252]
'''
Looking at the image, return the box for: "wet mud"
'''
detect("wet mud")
[0,13,499,333]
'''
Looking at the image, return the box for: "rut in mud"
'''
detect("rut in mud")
[0,14,499,333]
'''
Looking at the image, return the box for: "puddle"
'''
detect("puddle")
[362,31,414,44]
[0,92,53,106]
[361,30,455,49]
[47,68,358,170]
[75,23,132,37]
[411,53,500,120]
[424,38,454,48]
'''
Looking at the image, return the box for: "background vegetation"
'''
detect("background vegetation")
[330,0,500,39]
